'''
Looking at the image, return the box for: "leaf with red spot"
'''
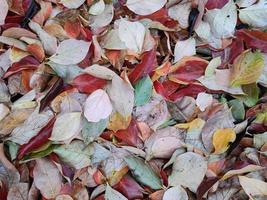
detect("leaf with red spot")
[71,74,107,94]
[237,29,267,53]
[128,50,157,84]
[3,56,40,78]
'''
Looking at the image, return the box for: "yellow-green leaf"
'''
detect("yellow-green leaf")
[231,50,264,87]
[212,128,236,154]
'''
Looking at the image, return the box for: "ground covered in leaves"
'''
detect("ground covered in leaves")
[0,0,267,199]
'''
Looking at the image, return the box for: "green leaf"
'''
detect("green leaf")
[81,117,108,144]
[242,83,259,107]
[53,140,93,169]
[231,50,264,87]
[124,155,162,190]
[6,141,19,161]
[253,132,267,149]
[20,144,58,163]
[228,99,245,121]
[134,76,153,106]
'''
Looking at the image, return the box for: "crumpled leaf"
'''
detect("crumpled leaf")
[0,0,9,25]
[230,50,264,87]
[238,176,267,197]
[105,184,127,200]
[163,185,188,200]
[168,152,207,192]
[49,112,81,142]
[118,19,145,53]
[124,155,162,190]
[84,89,113,122]
[134,75,153,106]
[49,39,91,65]
[212,128,236,154]
[82,117,108,144]
[60,0,86,9]
[126,0,167,16]
[174,38,196,63]
[107,76,134,118]
[144,127,184,160]
[7,183,29,200]
[33,158,62,199]
[205,0,237,38]
[239,0,267,28]
[53,140,93,169]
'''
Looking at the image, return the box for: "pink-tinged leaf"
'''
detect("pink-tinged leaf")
[0,0,9,25]
[113,119,143,147]
[169,57,209,83]
[169,84,206,101]
[196,177,219,200]
[32,1,52,26]
[27,43,45,62]
[2,27,37,39]
[153,80,170,100]
[128,50,157,84]
[114,175,144,200]
[64,20,81,38]
[3,56,39,78]
[7,183,29,200]
[33,158,62,199]
[237,29,267,53]
[206,0,229,9]
[84,89,113,122]
[71,74,107,94]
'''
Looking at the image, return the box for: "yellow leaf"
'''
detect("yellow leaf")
[175,118,205,131]
[231,50,264,87]
[107,112,131,132]
[212,128,236,154]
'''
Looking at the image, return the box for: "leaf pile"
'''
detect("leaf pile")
[0,0,267,199]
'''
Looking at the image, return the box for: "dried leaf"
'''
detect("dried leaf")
[163,186,188,200]
[7,183,28,200]
[105,184,127,200]
[212,128,236,154]
[0,0,8,25]
[238,176,267,197]
[174,38,196,63]
[60,0,86,9]
[134,76,153,106]
[126,0,167,16]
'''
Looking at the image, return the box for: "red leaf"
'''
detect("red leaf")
[27,43,45,62]
[39,77,64,112]
[169,57,208,83]
[128,50,157,84]
[162,80,181,96]
[17,117,56,160]
[64,20,81,38]
[114,175,143,200]
[113,119,143,147]
[196,177,219,200]
[237,29,267,53]
[71,74,107,94]
[3,56,39,78]
[169,84,206,101]
[206,0,229,9]
[154,80,170,100]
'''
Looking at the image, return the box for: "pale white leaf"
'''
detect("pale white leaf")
[238,176,267,197]
[50,112,81,141]
[29,21,57,55]
[7,183,29,200]
[126,0,167,15]
[0,49,11,72]
[168,2,191,29]
[239,0,267,28]
[0,36,27,51]
[49,39,91,65]
[53,140,93,169]
[236,0,257,7]
[33,158,62,199]
[168,152,207,192]
[89,4,114,28]
[83,64,117,80]
[118,19,146,53]
[0,0,8,25]
[205,0,237,38]
[163,186,188,200]
[102,29,127,50]
[56,194,73,200]
[84,89,113,122]
[107,75,134,117]
[60,0,86,9]
[174,38,196,63]
[0,103,9,122]
[105,184,127,200]
[222,165,265,180]
[89,0,105,15]
[196,92,213,112]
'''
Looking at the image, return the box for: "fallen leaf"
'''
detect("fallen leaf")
[168,152,207,192]
[7,183,29,200]
[105,184,127,200]
[196,92,213,112]
[0,104,9,122]
[89,0,105,15]
[126,0,167,16]
[212,128,236,154]
[238,176,267,197]
[33,158,62,199]
[107,112,131,132]
[49,112,81,142]
[60,0,86,9]
[168,2,191,29]
[134,75,153,106]
[0,0,8,25]
[222,165,265,180]
[84,89,113,122]
[163,185,188,200]
[124,155,162,190]
[174,38,196,63]
[89,4,114,28]
[53,140,93,169]
[49,39,91,65]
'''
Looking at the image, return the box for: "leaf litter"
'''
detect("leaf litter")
[0,0,267,199]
